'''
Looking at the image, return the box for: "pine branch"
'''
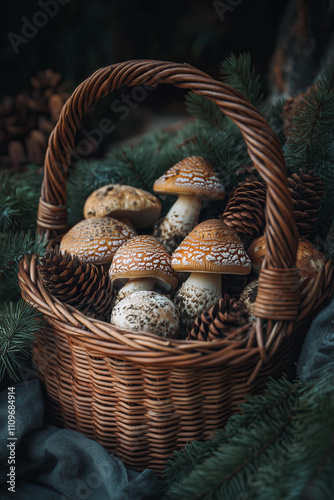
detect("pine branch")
[184,92,226,129]
[164,376,296,485]
[219,53,264,108]
[284,65,334,172]
[165,366,334,500]
[0,232,46,302]
[0,231,45,274]
[0,167,42,233]
[158,121,249,192]
[0,300,43,382]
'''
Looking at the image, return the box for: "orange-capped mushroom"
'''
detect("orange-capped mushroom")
[247,235,327,284]
[171,219,251,331]
[109,235,178,303]
[60,217,136,266]
[153,156,225,253]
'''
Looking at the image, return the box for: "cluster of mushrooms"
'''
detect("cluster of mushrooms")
[59,155,326,339]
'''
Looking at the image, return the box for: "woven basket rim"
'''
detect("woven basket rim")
[19,254,334,371]
[24,254,257,359]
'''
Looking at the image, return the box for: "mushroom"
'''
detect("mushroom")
[247,235,327,284]
[83,184,161,229]
[171,219,251,332]
[239,280,258,322]
[153,156,225,253]
[109,235,178,304]
[60,217,136,268]
[110,290,180,338]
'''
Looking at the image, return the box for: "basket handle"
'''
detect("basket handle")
[37,59,300,327]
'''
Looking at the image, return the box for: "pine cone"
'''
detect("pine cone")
[288,170,324,238]
[221,178,266,248]
[187,294,251,341]
[38,248,113,321]
[0,70,69,170]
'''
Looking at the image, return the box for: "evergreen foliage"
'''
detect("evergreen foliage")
[0,166,43,233]
[0,164,45,382]
[284,66,334,171]
[284,66,334,232]
[219,52,264,108]
[165,365,334,500]
[184,92,227,130]
[0,300,42,381]
[0,231,46,303]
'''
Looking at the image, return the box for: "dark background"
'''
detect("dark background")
[1,0,333,162]
[2,0,289,95]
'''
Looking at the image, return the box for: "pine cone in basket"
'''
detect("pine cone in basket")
[288,170,324,239]
[38,248,113,321]
[187,294,251,341]
[0,69,69,169]
[221,178,266,248]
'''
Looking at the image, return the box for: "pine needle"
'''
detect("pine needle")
[184,92,227,129]
[0,300,43,382]
[219,52,264,108]
[0,232,46,302]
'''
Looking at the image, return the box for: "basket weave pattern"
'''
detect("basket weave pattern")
[18,60,334,472]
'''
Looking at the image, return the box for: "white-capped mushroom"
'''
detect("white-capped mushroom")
[171,219,251,332]
[109,235,178,304]
[110,290,180,338]
[84,184,161,229]
[153,156,225,253]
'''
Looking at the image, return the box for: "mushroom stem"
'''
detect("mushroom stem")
[115,277,156,305]
[174,271,222,332]
[154,194,202,253]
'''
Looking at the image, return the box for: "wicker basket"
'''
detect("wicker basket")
[18,60,334,473]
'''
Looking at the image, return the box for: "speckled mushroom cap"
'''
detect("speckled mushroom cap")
[110,291,180,338]
[83,184,161,228]
[239,280,258,321]
[153,156,225,199]
[297,238,327,282]
[60,217,137,265]
[248,235,326,282]
[246,235,266,273]
[171,219,251,274]
[109,235,178,291]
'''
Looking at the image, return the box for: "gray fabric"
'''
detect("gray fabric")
[297,295,334,381]
[0,379,165,500]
